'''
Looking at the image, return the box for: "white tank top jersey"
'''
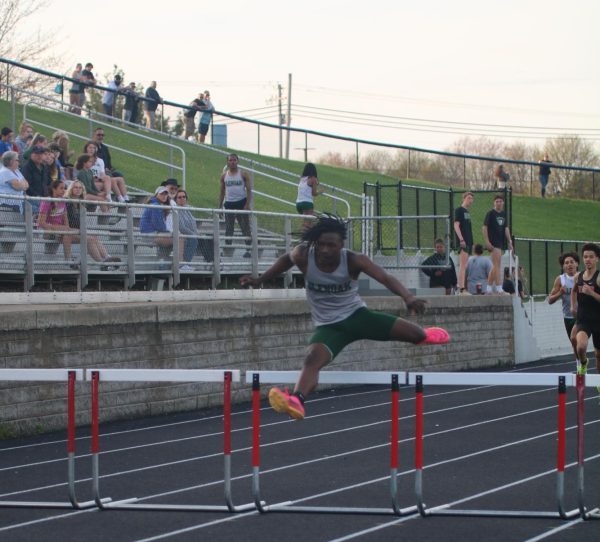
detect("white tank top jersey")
[223,170,247,202]
[304,246,366,326]
[559,273,575,319]
[296,176,313,204]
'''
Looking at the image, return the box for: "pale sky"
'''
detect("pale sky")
[21,0,600,161]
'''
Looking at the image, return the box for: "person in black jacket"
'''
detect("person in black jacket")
[22,146,51,214]
[143,81,162,129]
[421,239,457,295]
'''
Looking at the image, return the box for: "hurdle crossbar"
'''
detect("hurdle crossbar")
[576,373,600,520]
[88,368,255,513]
[413,372,580,519]
[247,370,417,516]
[0,369,104,509]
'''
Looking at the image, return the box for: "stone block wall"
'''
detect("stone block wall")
[0,295,513,436]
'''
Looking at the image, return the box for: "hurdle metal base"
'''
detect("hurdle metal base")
[90,369,255,513]
[0,370,103,510]
[249,372,417,517]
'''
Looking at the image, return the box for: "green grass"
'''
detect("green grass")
[3,99,598,243]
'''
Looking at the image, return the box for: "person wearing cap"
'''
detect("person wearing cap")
[140,186,185,265]
[161,178,179,205]
[183,93,205,141]
[22,145,51,214]
[198,90,214,143]
[101,74,123,121]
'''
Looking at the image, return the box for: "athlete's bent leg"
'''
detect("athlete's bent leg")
[294,343,332,397]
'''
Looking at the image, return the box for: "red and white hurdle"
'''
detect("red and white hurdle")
[88,368,255,512]
[0,369,106,509]
[246,370,417,516]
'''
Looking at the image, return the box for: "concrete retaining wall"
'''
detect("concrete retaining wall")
[0,295,513,436]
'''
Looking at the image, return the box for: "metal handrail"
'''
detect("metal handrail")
[14,87,186,187]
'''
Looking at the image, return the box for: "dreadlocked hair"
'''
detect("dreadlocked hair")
[301,213,347,247]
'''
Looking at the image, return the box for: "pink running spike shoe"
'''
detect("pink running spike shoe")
[418,327,450,345]
[268,387,305,420]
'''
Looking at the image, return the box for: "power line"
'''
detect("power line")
[290,111,600,141]
[293,103,600,132]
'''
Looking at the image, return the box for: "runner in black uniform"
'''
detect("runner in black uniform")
[571,243,600,384]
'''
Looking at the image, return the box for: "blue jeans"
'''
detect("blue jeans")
[183,238,198,262]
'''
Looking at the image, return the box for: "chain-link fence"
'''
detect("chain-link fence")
[364,182,512,252]
[513,237,600,297]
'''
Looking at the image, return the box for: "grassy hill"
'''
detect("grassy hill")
[2,99,598,244]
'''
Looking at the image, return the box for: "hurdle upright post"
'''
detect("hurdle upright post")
[247,369,416,516]
[576,373,600,520]
[89,368,254,513]
[411,371,580,519]
[0,369,99,510]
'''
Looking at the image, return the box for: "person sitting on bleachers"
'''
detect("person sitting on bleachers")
[52,130,74,170]
[64,180,121,269]
[74,153,111,212]
[92,127,127,185]
[45,143,64,183]
[140,186,184,265]
[0,151,29,213]
[22,133,47,161]
[22,145,51,215]
[0,127,16,155]
[83,141,129,202]
[14,122,33,158]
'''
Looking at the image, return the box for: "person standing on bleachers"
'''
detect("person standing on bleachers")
[0,151,29,213]
[219,153,252,257]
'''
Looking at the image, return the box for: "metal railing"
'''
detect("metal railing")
[513,237,600,297]
[0,196,449,291]
[6,84,187,187]
[2,57,598,200]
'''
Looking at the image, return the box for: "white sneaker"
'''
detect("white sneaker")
[179,265,193,272]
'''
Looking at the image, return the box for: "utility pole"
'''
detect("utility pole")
[285,73,292,159]
[278,83,283,158]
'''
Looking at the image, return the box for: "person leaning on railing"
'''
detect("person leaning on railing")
[0,151,28,213]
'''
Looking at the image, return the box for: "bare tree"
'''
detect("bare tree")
[544,136,599,197]
[0,0,61,92]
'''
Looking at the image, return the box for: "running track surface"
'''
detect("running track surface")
[0,356,598,542]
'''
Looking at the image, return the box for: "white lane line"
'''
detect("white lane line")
[0,411,597,535]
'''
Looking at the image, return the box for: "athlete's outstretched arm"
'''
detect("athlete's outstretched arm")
[353,253,427,315]
[240,252,295,288]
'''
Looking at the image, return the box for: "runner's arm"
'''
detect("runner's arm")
[548,276,562,305]
[353,253,426,314]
